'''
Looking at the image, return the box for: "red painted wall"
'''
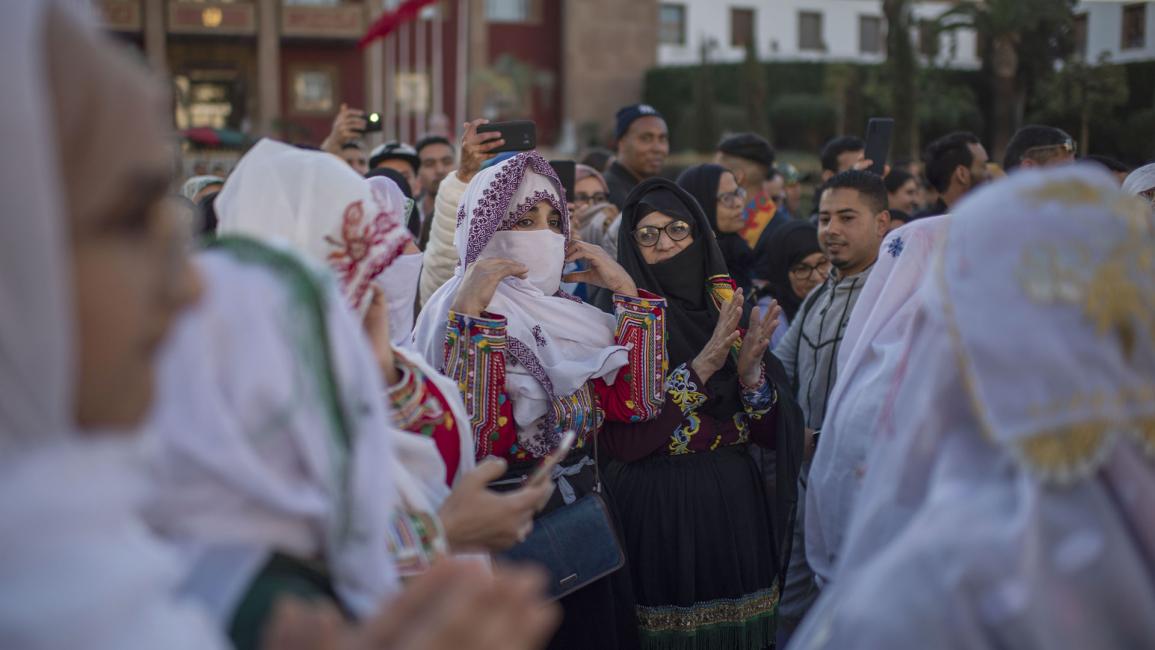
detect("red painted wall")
[487,3,563,144]
[280,42,365,146]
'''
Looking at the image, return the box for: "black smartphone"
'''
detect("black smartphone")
[549,160,576,203]
[361,111,384,134]
[863,118,894,176]
[477,120,536,153]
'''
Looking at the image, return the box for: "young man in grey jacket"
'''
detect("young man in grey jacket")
[774,170,891,644]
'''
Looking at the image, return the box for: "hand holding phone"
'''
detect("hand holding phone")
[476,120,537,154]
[863,118,894,177]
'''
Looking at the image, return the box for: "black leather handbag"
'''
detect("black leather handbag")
[498,439,625,600]
[501,490,625,600]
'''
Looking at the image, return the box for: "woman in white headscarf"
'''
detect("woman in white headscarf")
[0,3,563,649]
[0,1,222,647]
[215,139,550,558]
[1122,162,1155,207]
[366,174,424,345]
[789,166,1155,649]
[411,150,669,650]
[145,239,417,647]
[217,139,476,489]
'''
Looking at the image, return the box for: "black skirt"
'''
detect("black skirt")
[604,445,779,650]
[494,450,642,650]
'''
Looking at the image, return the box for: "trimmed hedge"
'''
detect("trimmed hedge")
[645,60,1152,162]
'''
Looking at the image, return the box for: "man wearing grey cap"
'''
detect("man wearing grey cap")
[605,104,669,208]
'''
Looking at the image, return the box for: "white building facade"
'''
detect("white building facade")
[657,0,980,68]
[1074,1,1155,63]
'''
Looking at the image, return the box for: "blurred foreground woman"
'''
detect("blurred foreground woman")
[790,166,1155,649]
[0,3,557,648]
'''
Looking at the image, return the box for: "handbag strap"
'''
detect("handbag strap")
[592,429,603,494]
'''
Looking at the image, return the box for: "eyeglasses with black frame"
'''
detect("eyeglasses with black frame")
[790,258,832,281]
[574,192,609,206]
[717,187,747,208]
[633,220,693,247]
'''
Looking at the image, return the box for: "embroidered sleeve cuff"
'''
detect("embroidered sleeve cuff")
[740,372,776,414]
[447,310,507,340]
[386,355,429,431]
[613,289,666,314]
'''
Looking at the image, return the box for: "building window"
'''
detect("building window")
[859,15,882,54]
[659,4,686,45]
[290,67,337,114]
[1073,13,1088,58]
[731,7,756,49]
[918,19,938,57]
[799,11,823,51]
[1122,3,1146,50]
[486,0,536,23]
[173,70,242,130]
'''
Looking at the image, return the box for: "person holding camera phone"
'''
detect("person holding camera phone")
[412,150,670,650]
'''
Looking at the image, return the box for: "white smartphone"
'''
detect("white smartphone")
[529,431,577,485]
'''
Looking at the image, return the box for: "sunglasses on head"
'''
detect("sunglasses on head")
[1024,138,1077,160]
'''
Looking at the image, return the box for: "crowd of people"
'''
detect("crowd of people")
[3,2,1155,650]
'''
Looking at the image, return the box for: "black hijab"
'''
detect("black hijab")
[618,178,805,557]
[761,220,821,321]
[676,164,754,291]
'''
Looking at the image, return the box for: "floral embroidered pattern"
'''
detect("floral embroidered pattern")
[887,235,905,258]
[462,152,570,267]
[324,196,410,310]
[667,366,707,455]
[531,325,548,348]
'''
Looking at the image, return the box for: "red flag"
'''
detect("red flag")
[358,0,439,49]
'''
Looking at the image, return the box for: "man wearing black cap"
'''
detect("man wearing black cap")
[605,104,669,207]
[716,132,779,249]
[1003,125,1077,171]
[369,141,423,237]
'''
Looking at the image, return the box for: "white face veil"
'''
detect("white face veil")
[410,151,629,456]
[0,2,223,647]
[791,165,1155,649]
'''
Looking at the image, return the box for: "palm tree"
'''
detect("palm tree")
[883,0,918,162]
[937,0,1076,158]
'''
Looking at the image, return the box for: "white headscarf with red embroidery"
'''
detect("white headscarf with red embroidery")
[216,138,413,316]
[411,151,629,457]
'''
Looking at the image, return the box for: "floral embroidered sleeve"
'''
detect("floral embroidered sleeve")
[386,354,463,486]
[592,290,667,424]
[442,311,517,461]
[602,360,779,461]
[740,369,778,448]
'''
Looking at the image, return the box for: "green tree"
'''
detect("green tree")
[691,38,719,152]
[1036,54,1128,153]
[742,41,770,138]
[938,0,1076,158]
[883,0,919,161]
